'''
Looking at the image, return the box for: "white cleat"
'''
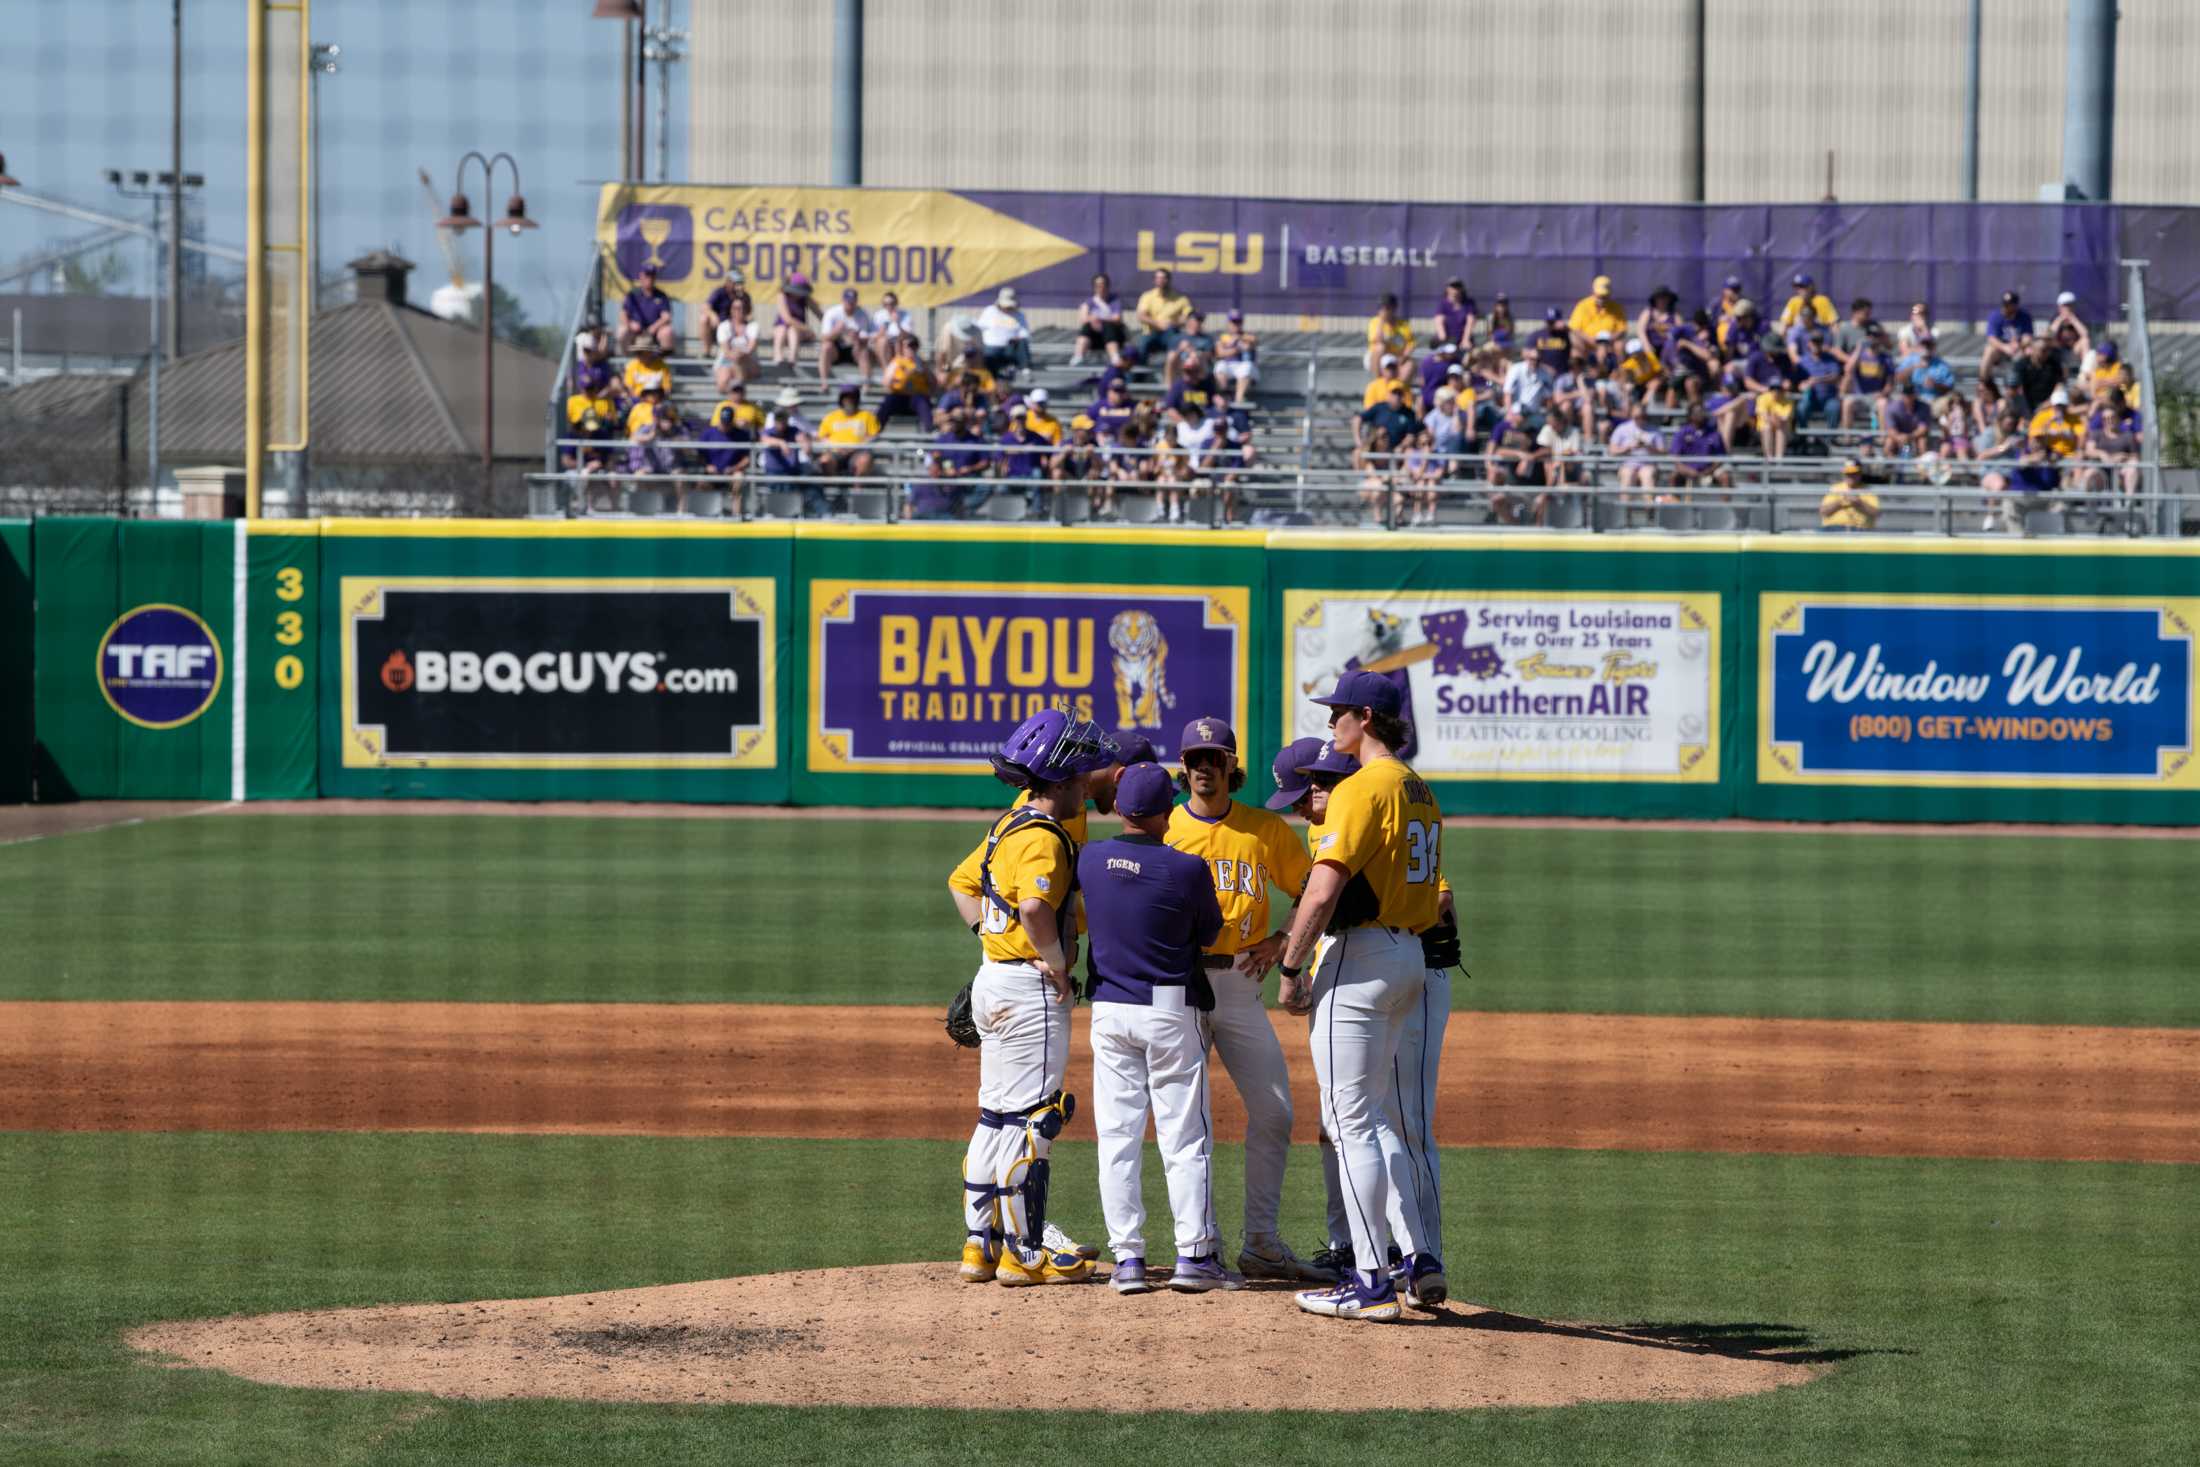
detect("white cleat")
[1043,1221,1101,1260]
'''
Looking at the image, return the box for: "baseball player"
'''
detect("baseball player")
[1078,761,1241,1295]
[946,710,1119,1287]
[1013,733,1156,843]
[1161,715,1333,1284]
[1275,670,1446,1321]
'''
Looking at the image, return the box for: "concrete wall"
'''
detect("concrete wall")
[689,0,2198,205]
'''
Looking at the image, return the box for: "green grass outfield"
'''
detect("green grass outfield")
[4,813,2193,1025]
[1,1132,2193,1467]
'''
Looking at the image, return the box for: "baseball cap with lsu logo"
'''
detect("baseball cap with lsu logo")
[1310,668,1405,717]
[1265,735,1326,811]
[1180,716,1237,756]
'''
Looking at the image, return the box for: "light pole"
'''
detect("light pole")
[111,167,203,502]
[593,1,644,179]
[641,3,688,183]
[439,154,537,502]
[309,44,340,301]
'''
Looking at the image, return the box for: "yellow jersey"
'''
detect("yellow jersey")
[1024,409,1065,446]
[1366,316,1415,359]
[1754,390,1795,433]
[1007,786,1089,845]
[567,393,616,425]
[1137,287,1194,329]
[1778,293,1837,329]
[1820,487,1880,530]
[1364,376,1407,410]
[1311,757,1443,934]
[714,399,765,430]
[622,356,672,399]
[1617,349,1663,388]
[884,357,935,396]
[948,809,1079,964]
[1165,801,1313,956]
[2027,406,2084,459]
[1568,296,1627,341]
[817,408,881,445]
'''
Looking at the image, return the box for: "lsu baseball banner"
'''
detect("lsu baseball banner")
[341,577,776,770]
[809,580,1249,776]
[598,185,1086,311]
[1760,596,2200,789]
[1283,590,1719,782]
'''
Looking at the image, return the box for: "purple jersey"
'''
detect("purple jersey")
[997,427,1046,479]
[570,357,614,397]
[1988,307,2035,343]
[623,285,671,327]
[1078,833,1224,1008]
[1435,297,1475,346]
[1671,423,1726,470]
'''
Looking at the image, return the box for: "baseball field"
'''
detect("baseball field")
[2,803,2195,1464]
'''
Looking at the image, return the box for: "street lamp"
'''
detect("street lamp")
[439,152,537,501]
[593,1,644,180]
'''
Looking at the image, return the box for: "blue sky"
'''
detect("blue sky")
[0,0,688,333]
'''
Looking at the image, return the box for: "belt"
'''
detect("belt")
[1201,954,1237,970]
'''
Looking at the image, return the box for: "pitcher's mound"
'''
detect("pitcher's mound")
[128,1263,1823,1411]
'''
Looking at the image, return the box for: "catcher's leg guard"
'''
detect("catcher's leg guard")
[962,1116,1008,1251]
[997,1091,1075,1253]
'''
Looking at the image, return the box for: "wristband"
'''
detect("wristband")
[1279,962,1303,981]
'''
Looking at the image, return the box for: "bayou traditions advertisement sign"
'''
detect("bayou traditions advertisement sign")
[341,577,776,770]
[808,581,1248,776]
[1283,590,1719,782]
[1760,595,2199,789]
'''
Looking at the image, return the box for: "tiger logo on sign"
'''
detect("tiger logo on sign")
[1107,609,1176,732]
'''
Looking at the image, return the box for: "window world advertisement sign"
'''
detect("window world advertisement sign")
[809,581,1248,776]
[1283,591,1719,782]
[1760,596,2199,789]
[341,578,775,770]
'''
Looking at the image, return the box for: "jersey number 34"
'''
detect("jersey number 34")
[1405,820,1440,885]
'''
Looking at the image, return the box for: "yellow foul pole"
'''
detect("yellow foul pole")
[244,0,267,517]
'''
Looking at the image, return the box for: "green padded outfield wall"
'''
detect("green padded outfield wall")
[0,521,30,802]
[28,519,318,802]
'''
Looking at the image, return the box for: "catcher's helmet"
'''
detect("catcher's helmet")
[992,709,1119,788]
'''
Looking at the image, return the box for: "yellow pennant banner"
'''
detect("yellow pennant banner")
[595,185,1086,311]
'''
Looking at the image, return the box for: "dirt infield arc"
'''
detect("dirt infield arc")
[5,1001,2194,1163]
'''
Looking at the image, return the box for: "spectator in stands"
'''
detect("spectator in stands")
[712,298,760,393]
[1819,460,1881,531]
[2016,386,2083,512]
[1794,329,1842,427]
[914,405,994,519]
[1484,293,1517,350]
[1362,354,1410,410]
[1586,332,1623,381]
[711,380,763,433]
[1753,377,1797,460]
[1425,382,1474,472]
[1399,429,1442,526]
[1502,346,1556,428]
[1568,275,1627,361]
[817,288,876,389]
[773,274,820,368]
[1898,334,1957,403]
[1167,351,1223,419]
[1935,391,1979,466]
[1023,387,1065,451]
[2013,334,2065,415]
[1424,356,1469,414]
[562,388,619,479]
[1466,346,1507,430]
[623,337,673,404]
[934,316,983,378]
[1167,312,1217,390]
[571,324,616,398]
[1107,406,1159,502]
[620,264,678,353]
[1157,401,1218,524]
[696,398,755,509]
[2048,291,2089,350]
[1880,386,1932,460]
[1715,274,1746,326]
[1615,336,1663,405]
[1666,310,1717,404]
[1055,414,1107,518]
[1532,308,1572,374]
[1214,309,1259,404]
[1741,333,1798,398]
[1356,423,1399,523]
[2079,339,2123,405]
[1135,268,1195,366]
[1832,297,1876,366]
[1635,285,1682,360]
[1365,293,1414,372]
[938,363,999,427]
[978,287,1034,382]
[1074,273,1129,368]
[623,414,680,504]
[1669,404,1733,496]
[1971,374,2007,431]
[1211,400,1257,522]
[1610,400,1663,502]
[1977,408,2028,527]
[1778,273,1837,340]
[1357,380,1420,468]
[2079,386,2142,498]
[701,268,752,353]
[1486,409,1551,527]
[995,403,1051,514]
[1707,359,1755,450]
[1896,300,1935,353]
[1093,375,1137,442]
[1840,325,1895,428]
[1434,279,1479,352]
[1538,401,1587,488]
[1979,289,2034,381]
[1716,298,1761,357]
[760,389,817,515]
[868,291,917,360]
[876,333,937,431]
[814,386,883,507]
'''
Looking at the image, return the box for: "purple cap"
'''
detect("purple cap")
[1115,761,1177,819]
[1113,734,1157,766]
[1297,739,1362,778]
[1227,308,1244,321]
[1792,273,1813,287]
[2097,341,2117,360]
[1543,306,1562,322]
[788,273,811,290]
[1310,669,1405,717]
[1180,716,1236,755]
[1265,737,1325,810]
[1724,274,1743,289]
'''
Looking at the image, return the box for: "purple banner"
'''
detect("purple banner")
[945,193,2196,325]
[809,582,1249,775]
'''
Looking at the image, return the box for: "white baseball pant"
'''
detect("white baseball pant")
[1204,962,1295,1244]
[960,961,1072,1249]
[1317,965,1449,1261]
[1307,925,1433,1279]
[1089,988,1217,1261]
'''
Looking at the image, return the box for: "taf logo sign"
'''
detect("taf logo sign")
[97,604,223,729]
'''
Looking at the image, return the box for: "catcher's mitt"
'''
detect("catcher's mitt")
[945,980,981,1048]
[1419,914,1462,970]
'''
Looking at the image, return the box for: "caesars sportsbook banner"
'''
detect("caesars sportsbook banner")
[808,581,1249,776]
[1760,596,2199,790]
[1282,590,1719,782]
[340,577,775,770]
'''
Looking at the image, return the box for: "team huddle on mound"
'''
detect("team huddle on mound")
[945,672,1459,1322]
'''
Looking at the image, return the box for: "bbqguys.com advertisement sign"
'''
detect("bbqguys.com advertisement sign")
[1760,596,2199,788]
[340,578,775,769]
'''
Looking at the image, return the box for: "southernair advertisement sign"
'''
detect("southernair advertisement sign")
[340,577,775,770]
[809,581,1248,776]
[1760,595,2199,789]
[1283,590,1719,782]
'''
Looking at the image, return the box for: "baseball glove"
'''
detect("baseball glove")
[1419,914,1462,970]
[945,980,980,1048]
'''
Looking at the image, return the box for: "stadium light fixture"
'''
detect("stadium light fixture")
[437,193,481,233]
[500,195,537,237]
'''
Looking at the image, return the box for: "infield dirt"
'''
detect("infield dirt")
[5,1000,2193,1163]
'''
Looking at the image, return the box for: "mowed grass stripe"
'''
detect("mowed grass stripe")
[0,1132,2191,1466]
[1,813,2190,1026]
